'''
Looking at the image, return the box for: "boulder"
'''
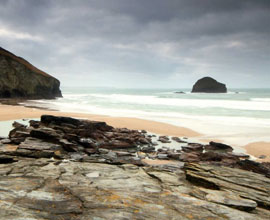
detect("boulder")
[172,137,187,143]
[205,141,233,152]
[182,143,204,153]
[0,47,62,99]
[158,135,171,143]
[191,77,227,93]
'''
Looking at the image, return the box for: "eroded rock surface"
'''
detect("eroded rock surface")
[0,115,270,219]
[0,158,269,219]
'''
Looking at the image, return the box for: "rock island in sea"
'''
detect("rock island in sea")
[192,76,227,93]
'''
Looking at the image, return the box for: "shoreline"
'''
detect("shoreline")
[0,103,270,161]
[0,103,200,137]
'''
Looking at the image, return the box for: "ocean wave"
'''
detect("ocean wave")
[74,93,270,111]
[24,99,270,127]
[250,98,270,102]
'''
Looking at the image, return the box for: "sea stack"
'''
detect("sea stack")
[0,47,62,99]
[191,77,227,93]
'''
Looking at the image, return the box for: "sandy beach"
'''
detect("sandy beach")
[0,104,200,137]
[1,103,270,161]
[244,142,270,162]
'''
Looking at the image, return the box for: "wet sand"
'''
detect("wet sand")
[1,103,270,161]
[0,104,200,137]
[244,142,270,162]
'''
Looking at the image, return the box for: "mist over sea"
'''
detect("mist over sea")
[25,87,270,146]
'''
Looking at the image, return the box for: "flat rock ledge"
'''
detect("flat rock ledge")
[0,115,270,220]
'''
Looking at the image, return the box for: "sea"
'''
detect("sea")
[22,87,270,147]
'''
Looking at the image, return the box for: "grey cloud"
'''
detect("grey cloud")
[0,0,269,88]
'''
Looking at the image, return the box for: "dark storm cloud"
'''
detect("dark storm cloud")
[0,0,269,88]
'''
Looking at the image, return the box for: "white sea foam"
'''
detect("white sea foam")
[22,88,270,146]
[85,93,270,111]
[250,98,270,102]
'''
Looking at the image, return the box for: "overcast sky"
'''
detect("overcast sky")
[0,0,269,88]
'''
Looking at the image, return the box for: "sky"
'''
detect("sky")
[0,0,269,88]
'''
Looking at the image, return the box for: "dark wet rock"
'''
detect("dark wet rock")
[12,121,26,128]
[200,151,240,164]
[167,151,181,160]
[259,155,267,159]
[58,139,79,152]
[41,115,81,126]
[9,128,31,144]
[205,141,233,152]
[236,159,270,178]
[172,136,187,143]
[141,145,155,153]
[78,138,96,148]
[0,47,62,99]
[179,152,201,162]
[191,77,227,93]
[229,152,250,159]
[29,120,40,128]
[30,127,63,140]
[7,115,151,157]
[138,137,150,144]
[9,122,30,139]
[0,155,18,164]
[175,91,185,94]
[182,143,204,153]
[100,140,137,150]
[158,136,171,143]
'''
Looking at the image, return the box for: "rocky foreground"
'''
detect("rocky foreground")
[0,115,270,219]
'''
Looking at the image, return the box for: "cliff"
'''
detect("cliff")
[192,77,227,93]
[0,47,62,99]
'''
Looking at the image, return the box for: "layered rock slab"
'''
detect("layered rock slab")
[0,158,270,219]
[185,163,270,210]
[1,115,270,219]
